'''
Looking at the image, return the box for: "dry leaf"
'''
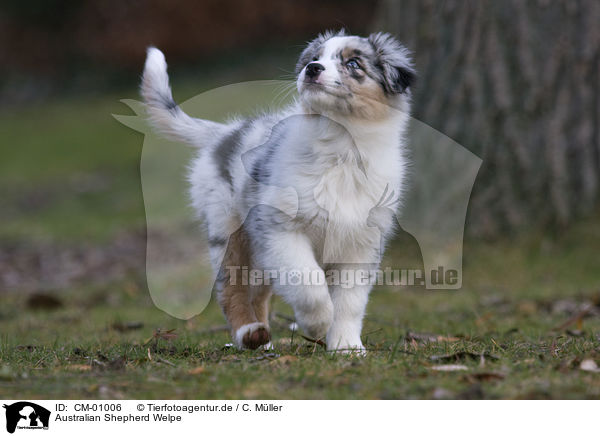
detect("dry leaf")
[144,328,179,346]
[153,328,178,341]
[580,359,600,373]
[431,364,468,371]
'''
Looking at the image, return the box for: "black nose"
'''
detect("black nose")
[305,62,325,78]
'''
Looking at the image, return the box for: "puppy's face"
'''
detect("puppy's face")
[296,31,416,119]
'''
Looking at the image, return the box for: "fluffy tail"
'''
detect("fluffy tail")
[141,47,225,145]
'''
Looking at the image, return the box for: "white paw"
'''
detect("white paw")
[326,332,365,355]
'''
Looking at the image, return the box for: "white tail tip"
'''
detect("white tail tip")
[144,47,167,75]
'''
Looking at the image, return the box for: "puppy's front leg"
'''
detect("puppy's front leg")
[263,232,333,340]
[326,266,373,354]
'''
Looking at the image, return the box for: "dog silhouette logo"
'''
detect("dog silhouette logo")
[3,402,50,433]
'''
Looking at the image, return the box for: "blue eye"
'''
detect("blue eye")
[346,59,361,70]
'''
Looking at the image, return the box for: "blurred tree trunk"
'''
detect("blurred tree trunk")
[374,0,600,236]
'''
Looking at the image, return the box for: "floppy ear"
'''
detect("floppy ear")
[368,32,416,94]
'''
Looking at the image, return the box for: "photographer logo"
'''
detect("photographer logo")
[3,402,50,434]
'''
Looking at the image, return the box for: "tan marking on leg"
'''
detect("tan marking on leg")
[218,227,271,349]
[252,285,272,325]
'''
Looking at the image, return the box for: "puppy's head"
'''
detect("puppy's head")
[296,30,415,119]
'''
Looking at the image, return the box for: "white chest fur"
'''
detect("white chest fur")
[310,124,404,263]
[268,112,406,264]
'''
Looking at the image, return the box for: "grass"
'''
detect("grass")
[1,257,599,399]
[1,82,599,400]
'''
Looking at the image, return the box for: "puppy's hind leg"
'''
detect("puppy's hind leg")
[251,285,273,349]
[218,227,271,349]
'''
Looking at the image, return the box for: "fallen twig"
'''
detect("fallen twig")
[299,334,326,348]
[552,305,591,332]
[147,348,175,367]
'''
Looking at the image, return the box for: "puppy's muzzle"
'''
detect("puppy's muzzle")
[305,62,325,81]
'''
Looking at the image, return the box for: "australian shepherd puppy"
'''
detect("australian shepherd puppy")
[141,30,415,353]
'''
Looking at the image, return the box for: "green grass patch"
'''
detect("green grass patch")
[1,235,599,400]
